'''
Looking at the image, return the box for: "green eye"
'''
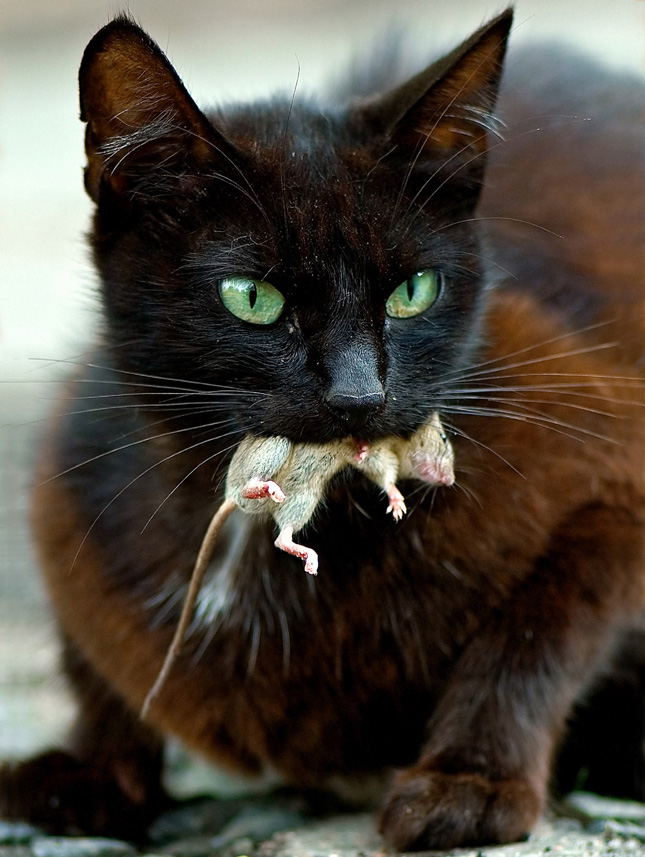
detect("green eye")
[219,277,285,324]
[386,270,441,318]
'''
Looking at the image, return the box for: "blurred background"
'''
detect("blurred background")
[1,0,644,770]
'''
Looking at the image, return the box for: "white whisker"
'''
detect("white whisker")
[443,419,525,478]
[42,416,241,486]
[69,426,247,572]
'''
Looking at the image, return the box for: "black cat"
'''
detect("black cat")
[2,8,645,850]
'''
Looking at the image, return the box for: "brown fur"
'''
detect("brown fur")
[1,9,645,852]
[21,290,645,846]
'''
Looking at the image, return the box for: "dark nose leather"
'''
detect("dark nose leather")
[324,389,385,431]
[324,339,385,431]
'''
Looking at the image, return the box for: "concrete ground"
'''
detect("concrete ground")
[1,0,645,853]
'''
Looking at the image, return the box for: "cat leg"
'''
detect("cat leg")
[0,635,169,840]
[241,478,286,503]
[379,501,645,850]
[274,525,319,575]
[554,626,645,800]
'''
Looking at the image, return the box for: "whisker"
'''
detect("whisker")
[140,435,246,533]
[397,29,510,228]
[362,145,397,186]
[108,112,271,224]
[443,419,525,478]
[453,248,519,281]
[69,426,247,572]
[405,119,586,237]
[86,411,237,446]
[438,338,622,385]
[41,416,241,486]
[442,403,614,444]
[443,373,645,388]
[389,133,430,229]
[402,126,490,224]
[432,214,562,240]
[450,478,483,509]
[203,170,270,222]
[59,400,236,416]
[447,391,644,421]
[182,126,271,224]
[441,391,633,419]
[28,357,269,395]
[280,61,301,236]
[452,394,622,428]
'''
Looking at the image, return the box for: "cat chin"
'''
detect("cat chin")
[250,415,432,447]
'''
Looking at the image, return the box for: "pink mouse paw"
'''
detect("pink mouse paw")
[386,485,407,521]
[241,478,286,503]
[354,440,370,462]
[274,528,319,575]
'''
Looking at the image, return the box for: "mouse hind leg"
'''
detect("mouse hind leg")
[0,634,170,840]
[274,526,319,575]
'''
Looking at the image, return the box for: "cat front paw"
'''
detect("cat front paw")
[0,750,169,840]
[378,767,542,851]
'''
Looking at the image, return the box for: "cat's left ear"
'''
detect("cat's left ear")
[357,9,512,194]
[79,16,235,203]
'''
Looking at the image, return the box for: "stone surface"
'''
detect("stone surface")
[31,839,136,857]
[2,806,645,857]
[256,813,645,857]
[0,848,32,857]
[566,792,645,824]
[0,827,41,847]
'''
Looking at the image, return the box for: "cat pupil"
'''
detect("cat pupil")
[407,279,415,302]
[249,283,258,309]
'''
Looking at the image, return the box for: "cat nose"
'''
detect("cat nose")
[323,338,385,430]
[325,389,386,430]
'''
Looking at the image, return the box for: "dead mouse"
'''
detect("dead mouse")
[141,414,454,716]
[227,410,454,574]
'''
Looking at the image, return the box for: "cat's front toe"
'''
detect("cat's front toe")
[0,750,167,841]
[378,767,543,851]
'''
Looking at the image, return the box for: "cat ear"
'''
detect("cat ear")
[358,9,512,188]
[79,16,233,202]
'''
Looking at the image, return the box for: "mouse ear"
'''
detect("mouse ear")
[80,16,234,202]
[357,9,512,196]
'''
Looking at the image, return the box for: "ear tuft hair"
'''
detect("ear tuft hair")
[79,17,233,201]
[356,9,513,190]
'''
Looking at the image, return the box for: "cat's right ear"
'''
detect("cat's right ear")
[355,9,513,198]
[79,16,234,202]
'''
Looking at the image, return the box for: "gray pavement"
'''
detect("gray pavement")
[2,796,645,856]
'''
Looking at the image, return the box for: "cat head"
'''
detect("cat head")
[79,10,512,445]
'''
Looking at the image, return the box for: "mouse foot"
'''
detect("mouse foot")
[241,478,286,503]
[386,484,407,521]
[275,526,319,575]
